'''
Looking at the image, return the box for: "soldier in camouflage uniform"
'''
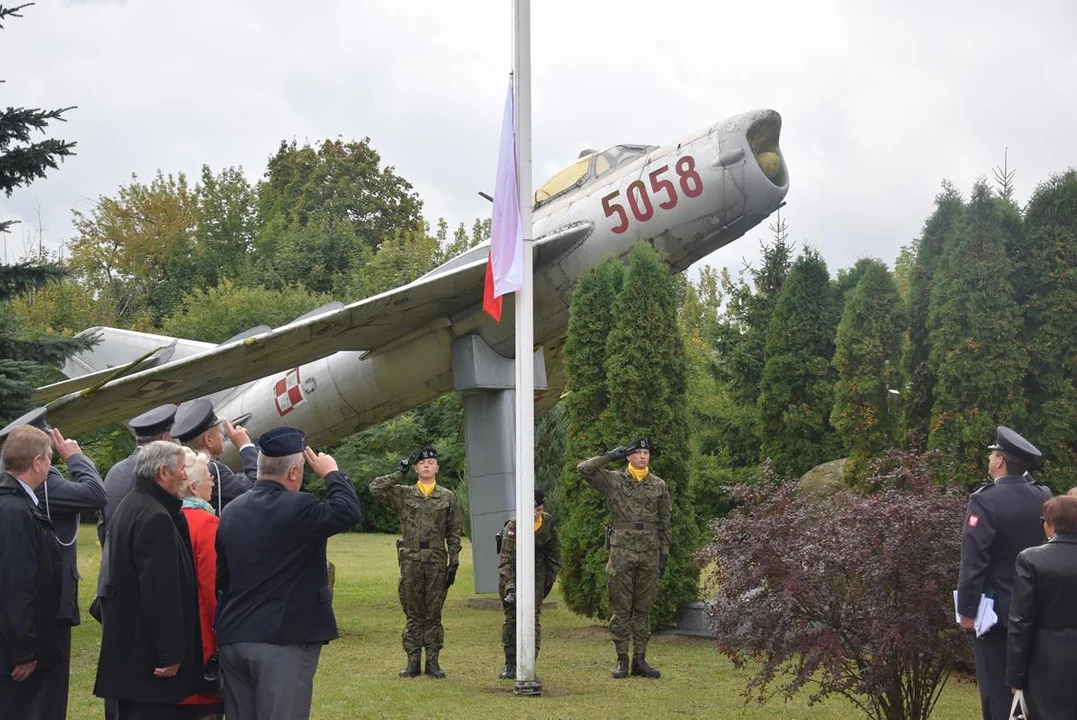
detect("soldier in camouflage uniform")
[370,446,462,679]
[497,487,562,680]
[577,436,670,679]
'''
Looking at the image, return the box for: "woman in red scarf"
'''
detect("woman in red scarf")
[178,448,223,719]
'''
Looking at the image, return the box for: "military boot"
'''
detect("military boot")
[498,649,516,680]
[425,655,446,679]
[399,654,422,678]
[631,655,661,678]
[612,654,630,679]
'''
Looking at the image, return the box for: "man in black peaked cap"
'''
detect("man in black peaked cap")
[171,398,257,513]
[958,426,1053,720]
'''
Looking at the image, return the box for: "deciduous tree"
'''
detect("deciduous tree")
[705,450,968,720]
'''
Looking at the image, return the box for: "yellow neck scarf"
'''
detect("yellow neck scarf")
[627,465,649,481]
[534,515,543,532]
[417,480,436,497]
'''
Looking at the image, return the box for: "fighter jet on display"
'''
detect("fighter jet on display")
[35,108,788,586]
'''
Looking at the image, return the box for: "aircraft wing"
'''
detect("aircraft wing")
[43,256,491,436]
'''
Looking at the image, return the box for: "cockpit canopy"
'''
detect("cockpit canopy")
[534,143,656,208]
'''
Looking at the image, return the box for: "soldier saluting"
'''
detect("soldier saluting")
[370,446,462,679]
[577,436,670,679]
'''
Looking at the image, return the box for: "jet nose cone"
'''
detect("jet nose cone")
[742,110,786,189]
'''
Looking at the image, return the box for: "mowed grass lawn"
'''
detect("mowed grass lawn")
[67,526,982,719]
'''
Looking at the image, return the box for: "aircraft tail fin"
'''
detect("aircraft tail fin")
[35,328,216,405]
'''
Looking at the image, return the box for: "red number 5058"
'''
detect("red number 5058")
[601,156,703,234]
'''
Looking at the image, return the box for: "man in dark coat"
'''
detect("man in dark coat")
[215,427,360,720]
[0,425,63,718]
[171,398,257,513]
[957,426,1052,720]
[0,407,108,720]
[93,403,177,720]
[1007,494,1077,720]
[94,440,205,720]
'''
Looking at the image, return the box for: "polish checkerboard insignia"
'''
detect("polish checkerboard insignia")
[274,368,304,416]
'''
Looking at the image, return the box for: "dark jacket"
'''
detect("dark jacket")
[93,479,204,704]
[35,454,106,625]
[957,476,1051,625]
[98,452,137,546]
[0,474,63,675]
[216,470,360,647]
[1006,534,1077,720]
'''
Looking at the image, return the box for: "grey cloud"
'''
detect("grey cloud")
[1,0,1074,286]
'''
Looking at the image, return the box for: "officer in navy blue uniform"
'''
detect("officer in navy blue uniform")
[957,426,1052,720]
[170,398,258,513]
[215,427,360,720]
[0,407,107,720]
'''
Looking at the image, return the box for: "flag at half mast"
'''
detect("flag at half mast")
[483,80,524,323]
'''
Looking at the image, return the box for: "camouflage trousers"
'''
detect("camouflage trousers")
[398,556,448,659]
[500,586,545,652]
[606,546,660,657]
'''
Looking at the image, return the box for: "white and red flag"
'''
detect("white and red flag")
[482,80,523,323]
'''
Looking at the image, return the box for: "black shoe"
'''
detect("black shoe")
[612,654,630,679]
[498,662,516,680]
[631,656,661,678]
[398,659,421,678]
[425,658,446,679]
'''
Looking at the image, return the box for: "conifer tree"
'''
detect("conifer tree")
[758,249,840,477]
[927,181,1027,478]
[710,233,793,466]
[599,242,699,625]
[557,259,624,618]
[0,3,93,422]
[830,259,905,483]
[903,182,965,445]
[1014,170,1077,490]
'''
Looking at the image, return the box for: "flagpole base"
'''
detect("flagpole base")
[514,679,543,696]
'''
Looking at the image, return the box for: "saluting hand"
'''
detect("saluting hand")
[304,446,338,478]
[224,420,252,448]
[49,428,80,461]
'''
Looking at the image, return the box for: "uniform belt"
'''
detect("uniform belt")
[401,539,435,549]
[612,521,656,531]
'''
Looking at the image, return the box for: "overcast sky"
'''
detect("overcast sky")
[3,0,1076,284]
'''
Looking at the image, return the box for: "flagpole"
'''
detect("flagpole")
[512,0,539,696]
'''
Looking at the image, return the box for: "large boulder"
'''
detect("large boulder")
[798,458,847,498]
